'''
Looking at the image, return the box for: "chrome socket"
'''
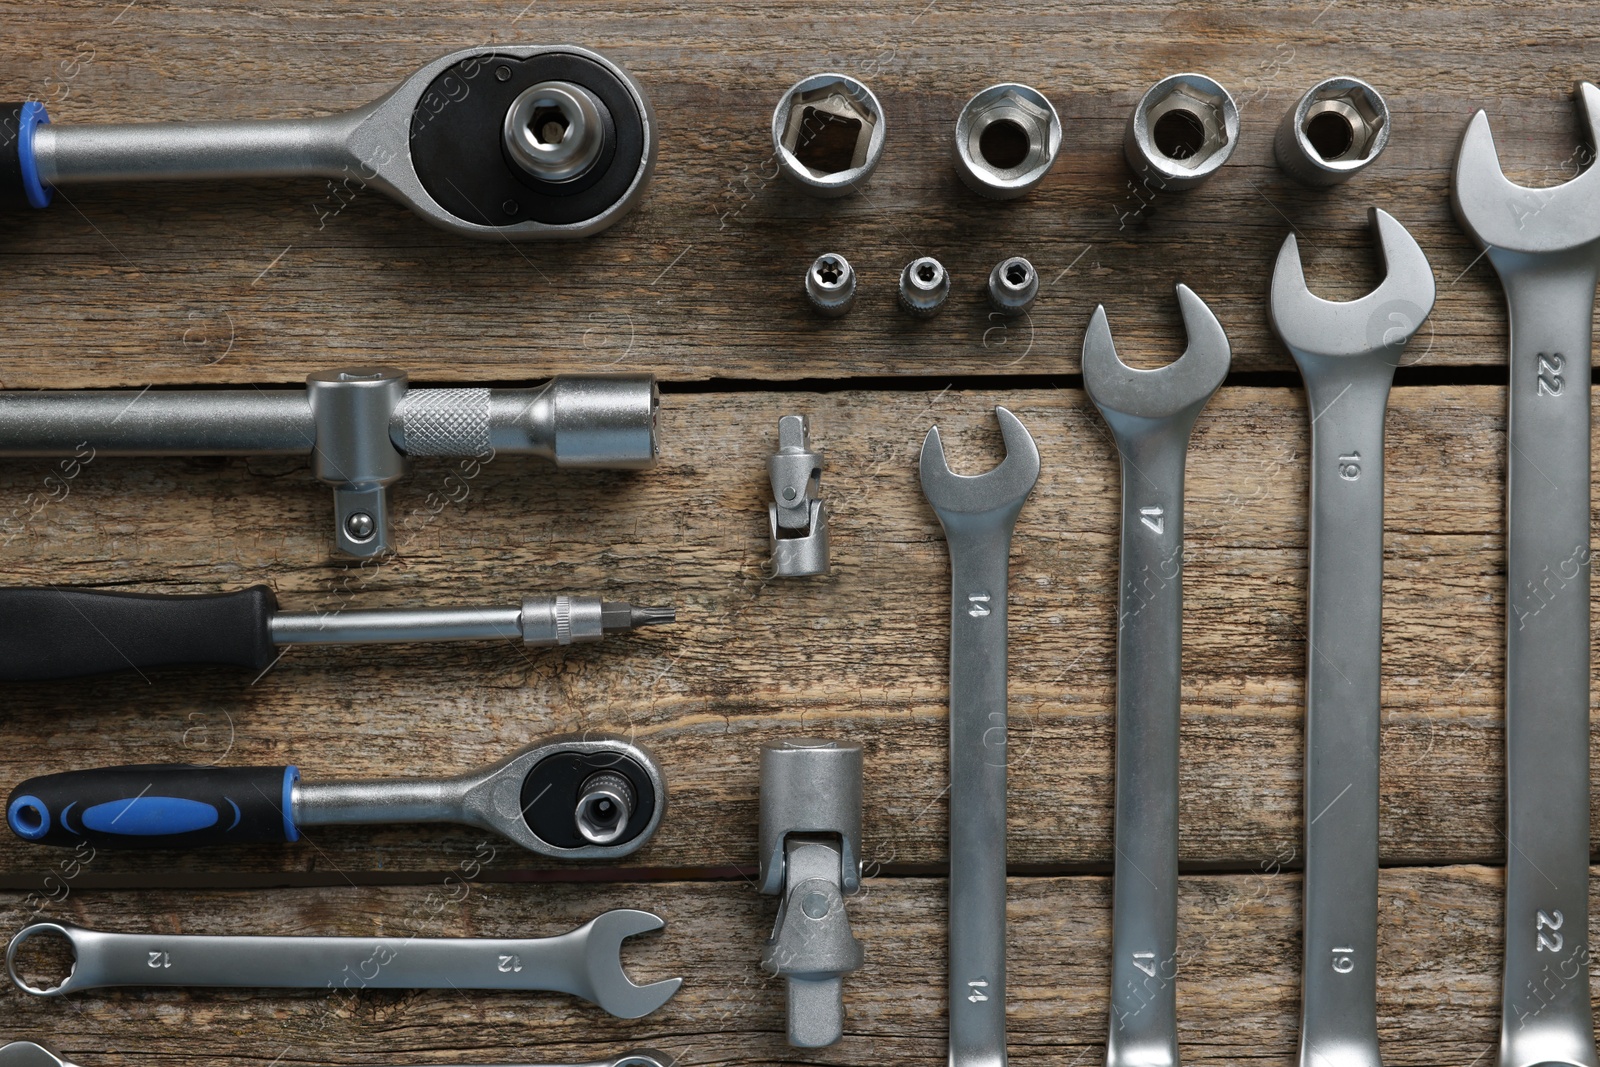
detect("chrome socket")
[899,256,950,317]
[773,74,886,198]
[953,83,1062,199]
[1274,77,1390,187]
[805,253,857,318]
[987,257,1038,316]
[1124,73,1239,190]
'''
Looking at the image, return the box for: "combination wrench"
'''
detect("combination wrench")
[1084,285,1230,1067]
[919,406,1041,1067]
[0,1043,674,1067]
[10,733,666,860]
[7,910,681,1018]
[2,45,656,239]
[1453,82,1600,1067]
[1270,207,1436,1067]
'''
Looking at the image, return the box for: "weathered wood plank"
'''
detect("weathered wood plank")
[0,866,1526,1067]
[0,0,1595,384]
[0,385,1581,879]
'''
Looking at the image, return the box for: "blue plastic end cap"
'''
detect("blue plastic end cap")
[282,765,300,843]
[8,794,51,840]
[16,101,51,209]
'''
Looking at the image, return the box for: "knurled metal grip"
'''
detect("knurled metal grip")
[0,369,660,558]
[397,388,493,458]
[6,45,656,240]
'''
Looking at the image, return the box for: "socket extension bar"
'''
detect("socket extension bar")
[0,369,659,557]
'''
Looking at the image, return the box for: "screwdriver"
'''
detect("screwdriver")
[0,586,675,681]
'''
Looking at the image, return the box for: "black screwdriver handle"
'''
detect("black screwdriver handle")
[0,586,279,681]
[8,763,300,848]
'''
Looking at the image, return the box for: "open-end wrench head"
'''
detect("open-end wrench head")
[919,407,1041,518]
[581,909,682,1019]
[1453,81,1600,256]
[1269,207,1435,363]
[0,1045,72,1067]
[1082,284,1230,421]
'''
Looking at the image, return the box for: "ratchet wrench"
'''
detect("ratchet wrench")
[1270,207,1436,1067]
[919,406,1041,1067]
[7,910,681,1018]
[2,45,657,240]
[1454,82,1600,1067]
[0,1042,675,1067]
[1084,285,1230,1067]
[10,733,665,861]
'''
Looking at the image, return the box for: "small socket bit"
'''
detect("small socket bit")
[899,256,950,317]
[1274,77,1390,187]
[987,257,1038,316]
[805,253,856,317]
[1124,73,1239,191]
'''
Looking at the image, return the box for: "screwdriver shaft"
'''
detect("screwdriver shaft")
[267,595,674,648]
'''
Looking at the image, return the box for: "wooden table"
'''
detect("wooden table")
[1,1,1597,1063]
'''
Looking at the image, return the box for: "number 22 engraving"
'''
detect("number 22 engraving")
[1536,909,1564,952]
[1537,352,1565,397]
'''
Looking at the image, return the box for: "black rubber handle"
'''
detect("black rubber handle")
[0,586,280,681]
[8,764,300,849]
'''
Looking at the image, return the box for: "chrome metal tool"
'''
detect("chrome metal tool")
[1270,208,1435,1067]
[768,415,829,577]
[7,910,682,1018]
[919,406,1041,1067]
[758,738,864,1047]
[1453,82,1600,1067]
[2,46,656,239]
[9,733,665,860]
[1084,285,1229,1067]
[0,369,659,558]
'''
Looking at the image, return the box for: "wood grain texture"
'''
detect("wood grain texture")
[0,384,1588,880]
[0,1,1597,385]
[0,866,1543,1067]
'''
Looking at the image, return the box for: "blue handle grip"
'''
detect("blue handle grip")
[8,764,299,849]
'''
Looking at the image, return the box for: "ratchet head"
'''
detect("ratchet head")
[576,909,682,1019]
[1453,81,1600,257]
[1082,284,1230,423]
[1269,207,1435,365]
[918,407,1041,523]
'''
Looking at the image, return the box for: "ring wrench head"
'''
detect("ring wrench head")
[1269,207,1435,365]
[1082,284,1230,424]
[577,909,683,1018]
[1453,81,1600,257]
[919,407,1041,520]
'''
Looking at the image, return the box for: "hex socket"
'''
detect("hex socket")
[772,74,886,198]
[953,83,1062,199]
[1124,73,1240,191]
[1274,77,1390,187]
[484,375,659,468]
